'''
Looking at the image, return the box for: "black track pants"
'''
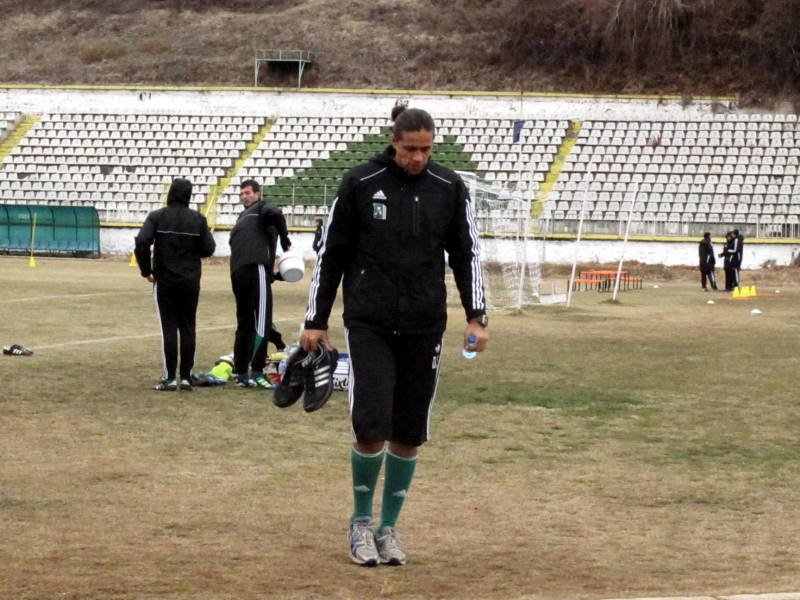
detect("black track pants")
[154,281,200,380]
[231,264,272,375]
[700,269,717,290]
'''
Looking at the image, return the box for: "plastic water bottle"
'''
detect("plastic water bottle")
[462,335,478,359]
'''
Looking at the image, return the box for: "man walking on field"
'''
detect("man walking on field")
[301,104,488,567]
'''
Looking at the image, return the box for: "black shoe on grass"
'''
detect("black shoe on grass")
[154,378,178,391]
[3,344,33,356]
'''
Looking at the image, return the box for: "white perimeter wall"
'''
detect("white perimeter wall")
[103,228,800,268]
[5,86,799,266]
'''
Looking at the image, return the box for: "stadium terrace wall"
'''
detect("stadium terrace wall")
[100,228,799,268]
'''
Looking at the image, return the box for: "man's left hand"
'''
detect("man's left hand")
[464,320,489,353]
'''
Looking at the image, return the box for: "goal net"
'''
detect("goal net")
[456,171,544,311]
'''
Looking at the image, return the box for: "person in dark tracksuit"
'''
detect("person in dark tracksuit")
[134,178,216,391]
[734,228,745,283]
[698,232,717,291]
[720,230,741,290]
[229,179,291,388]
[312,218,324,253]
[300,105,488,567]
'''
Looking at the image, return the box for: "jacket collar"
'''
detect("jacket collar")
[372,145,426,180]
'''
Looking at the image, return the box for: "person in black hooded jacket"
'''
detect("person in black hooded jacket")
[134,178,216,391]
[300,105,488,567]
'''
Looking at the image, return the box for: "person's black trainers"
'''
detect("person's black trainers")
[154,378,178,391]
[179,378,193,391]
[303,342,339,413]
[234,373,257,388]
[273,346,308,408]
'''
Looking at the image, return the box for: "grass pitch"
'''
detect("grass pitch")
[1,256,799,600]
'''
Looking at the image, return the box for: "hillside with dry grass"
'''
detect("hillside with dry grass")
[0,0,798,106]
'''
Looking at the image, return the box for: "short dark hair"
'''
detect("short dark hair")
[240,179,260,193]
[391,105,435,140]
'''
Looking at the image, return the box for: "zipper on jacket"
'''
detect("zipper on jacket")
[353,268,366,292]
[412,195,420,237]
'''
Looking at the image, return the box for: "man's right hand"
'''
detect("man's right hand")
[300,328,328,353]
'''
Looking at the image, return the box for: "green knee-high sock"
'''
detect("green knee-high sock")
[351,447,385,521]
[379,451,417,529]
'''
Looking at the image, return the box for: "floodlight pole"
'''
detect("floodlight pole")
[612,182,639,301]
[566,170,591,308]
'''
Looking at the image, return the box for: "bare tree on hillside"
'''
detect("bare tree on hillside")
[601,0,716,72]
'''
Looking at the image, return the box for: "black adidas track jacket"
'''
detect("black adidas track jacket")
[305,146,485,335]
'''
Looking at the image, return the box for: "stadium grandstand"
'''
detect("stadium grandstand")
[0,87,798,267]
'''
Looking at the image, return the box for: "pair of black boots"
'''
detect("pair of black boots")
[273,342,339,413]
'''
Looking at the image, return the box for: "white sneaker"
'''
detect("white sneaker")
[375,526,406,566]
[347,518,379,567]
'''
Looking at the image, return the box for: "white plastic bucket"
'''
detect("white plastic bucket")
[277,250,305,282]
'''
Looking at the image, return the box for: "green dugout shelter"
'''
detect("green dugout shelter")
[0,204,100,257]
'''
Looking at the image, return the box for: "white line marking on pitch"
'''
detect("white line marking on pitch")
[0,287,237,304]
[0,291,142,303]
[29,315,306,351]
[31,325,235,350]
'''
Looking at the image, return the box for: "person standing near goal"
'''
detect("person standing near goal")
[301,105,488,566]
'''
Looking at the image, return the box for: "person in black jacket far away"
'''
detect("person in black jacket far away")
[312,217,324,253]
[719,229,741,291]
[734,228,744,284]
[134,178,216,391]
[300,104,488,567]
[698,231,717,291]
[229,178,291,389]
